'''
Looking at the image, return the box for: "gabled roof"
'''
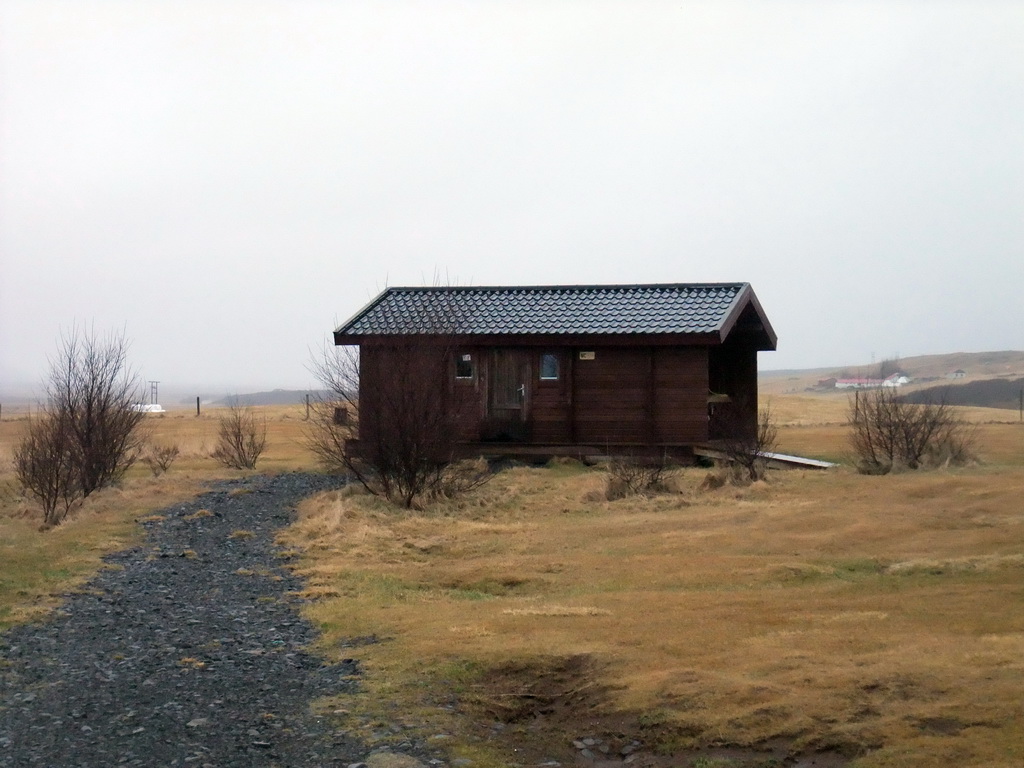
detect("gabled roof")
[335,283,776,349]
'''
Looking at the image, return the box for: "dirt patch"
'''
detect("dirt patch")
[914,716,966,736]
[464,654,614,727]
[457,654,855,767]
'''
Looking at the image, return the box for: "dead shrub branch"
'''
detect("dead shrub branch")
[212,402,267,470]
[13,327,146,525]
[711,399,779,482]
[848,389,976,473]
[306,289,490,508]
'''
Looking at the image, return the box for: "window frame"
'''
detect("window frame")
[454,352,475,381]
[539,352,560,381]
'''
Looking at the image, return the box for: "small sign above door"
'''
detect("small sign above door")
[579,351,596,360]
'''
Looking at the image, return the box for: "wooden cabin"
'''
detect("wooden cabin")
[334,283,776,460]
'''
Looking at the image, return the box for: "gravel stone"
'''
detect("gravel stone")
[0,473,438,768]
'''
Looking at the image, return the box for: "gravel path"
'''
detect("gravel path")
[0,473,437,768]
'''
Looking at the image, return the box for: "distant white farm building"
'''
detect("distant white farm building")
[835,374,910,390]
[882,374,911,387]
[835,378,881,389]
[131,403,166,413]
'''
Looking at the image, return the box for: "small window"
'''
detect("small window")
[540,353,560,380]
[455,353,474,379]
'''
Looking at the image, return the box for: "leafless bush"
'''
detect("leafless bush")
[13,410,82,526]
[305,346,355,477]
[13,327,146,524]
[212,403,267,470]
[307,339,489,508]
[141,443,180,476]
[308,283,494,509]
[605,454,675,500]
[698,469,728,492]
[713,399,779,482]
[430,457,492,502]
[923,423,978,467]
[46,326,147,495]
[848,388,976,474]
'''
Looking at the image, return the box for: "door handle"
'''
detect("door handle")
[518,385,525,398]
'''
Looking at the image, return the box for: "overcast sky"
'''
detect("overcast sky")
[1,1,1021,395]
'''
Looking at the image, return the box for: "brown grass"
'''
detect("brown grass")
[0,404,316,628]
[281,415,1024,766]
[770,395,1023,467]
[3,397,1023,766]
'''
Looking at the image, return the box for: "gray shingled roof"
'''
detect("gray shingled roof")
[336,283,764,338]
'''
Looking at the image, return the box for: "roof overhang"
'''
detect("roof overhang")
[334,282,777,351]
[717,284,777,351]
[338,331,725,348]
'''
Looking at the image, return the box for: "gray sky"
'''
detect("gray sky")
[2,1,1022,394]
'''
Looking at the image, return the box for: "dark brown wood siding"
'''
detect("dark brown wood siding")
[530,350,572,443]
[573,348,653,443]
[357,342,483,445]
[355,344,384,444]
[568,347,708,445]
[653,347,709,443]
[354,338,742,450]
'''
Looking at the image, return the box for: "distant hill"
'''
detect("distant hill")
[761,350,1024,396]
[902,378,1024,411]
[840,350,1024,380]
[214,389,333,407]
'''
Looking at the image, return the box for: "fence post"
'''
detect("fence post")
[196,396,201,417]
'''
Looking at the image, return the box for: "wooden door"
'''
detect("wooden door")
[485,349,531,440]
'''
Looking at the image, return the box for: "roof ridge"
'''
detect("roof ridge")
[334,282,775,351]
[383,282,749,293]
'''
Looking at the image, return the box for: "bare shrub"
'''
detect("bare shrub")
[698,460,762,492]
[13,327,146,524]
[698,470,727,492]
[923,423,978,467]
[212,403,267,470]
[712,400,779,482]
[848,389,976,474]
[141,443,180,476]
[46,327,147,496]
[304,348,354,477]
[432,457,492,502]
[307,293,490,509]
[605,454,674,500]
[12,410,82,526]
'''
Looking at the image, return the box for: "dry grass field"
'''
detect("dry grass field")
[3,394,1023,766]
[0,404,315,627]
[280,397,1024,767]
[768,394,1024,467]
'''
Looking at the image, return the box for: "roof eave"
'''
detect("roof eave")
[333,288,397,343]
[717,284,778,351]
[333,282,777,347]
[339,331,725,347]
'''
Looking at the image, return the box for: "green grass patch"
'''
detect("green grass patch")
[0,512,142,629]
